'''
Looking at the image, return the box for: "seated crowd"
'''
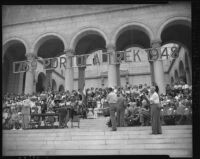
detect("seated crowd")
[2,81,192,130]
[106,81,192,127]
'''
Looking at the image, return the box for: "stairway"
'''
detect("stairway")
[3,116,192,157]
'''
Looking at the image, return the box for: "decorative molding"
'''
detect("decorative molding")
[3,4,159,27]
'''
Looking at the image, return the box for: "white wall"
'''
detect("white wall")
[52,72,65,91]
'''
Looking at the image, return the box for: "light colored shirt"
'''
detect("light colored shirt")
[150,92,160,104]
[107,92,118,104]
[37,106,41,114]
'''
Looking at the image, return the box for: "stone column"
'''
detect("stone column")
[46,70,52,91]
[107,44,118,88]
[116,64,121,87]
[65,49,74,92]
[151,40,166,95]
[78,66,86,91]
[18,73,24,95]
[24,53,36,95]
[149,61,155,85]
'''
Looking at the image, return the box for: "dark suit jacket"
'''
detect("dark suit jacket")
[117,95,127,110]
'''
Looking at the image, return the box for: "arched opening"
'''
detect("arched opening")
[73,32,106,91]
[35,35,65,90]
[59,85,64,92]
[115,25,151,86]
[161,20,191,86]
[161,20,191,52]
[37,38,64,58]
[3,41,26,95]
[115,26,151,51]
[36,72,46,93]
[52,79,57,91]
[174,70,179,83]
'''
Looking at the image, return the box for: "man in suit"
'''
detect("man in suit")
[139,99,151,126]
[116,91,127,127]
[107,87,118,131]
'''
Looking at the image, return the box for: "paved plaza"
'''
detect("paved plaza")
[3,117,192,157]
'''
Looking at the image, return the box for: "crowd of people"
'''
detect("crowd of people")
[2,81,192,131]
[2,89,87,130]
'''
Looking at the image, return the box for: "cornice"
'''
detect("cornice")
[3,4,161,28]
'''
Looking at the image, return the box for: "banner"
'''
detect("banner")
[13,46,180,73]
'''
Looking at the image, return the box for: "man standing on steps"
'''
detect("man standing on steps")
[106,87,118,131]
[116,90,127,127]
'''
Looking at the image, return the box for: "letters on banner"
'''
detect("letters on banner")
[13,46,180,73]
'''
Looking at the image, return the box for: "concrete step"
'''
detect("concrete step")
[4,137,192,147]
[3,133,192,142]
[3,129,192,136]
[3,125,192,134]
[3,149,192,157]
[3,117,192,157]
[4,142,192,150]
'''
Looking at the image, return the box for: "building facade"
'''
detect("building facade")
[2,3,191,95]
